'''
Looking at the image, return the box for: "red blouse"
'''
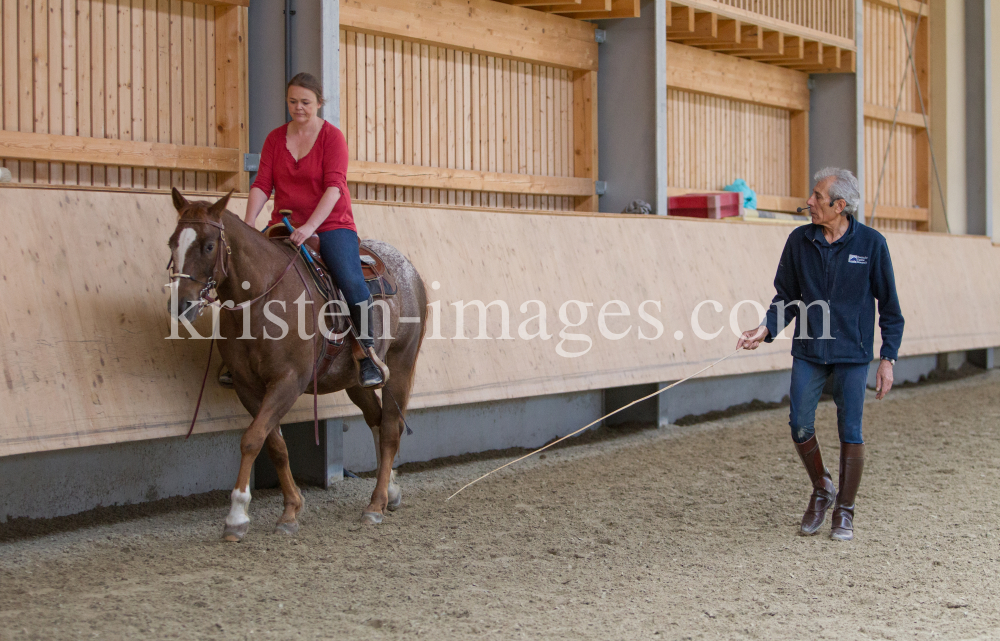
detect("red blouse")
[251,121,355,234]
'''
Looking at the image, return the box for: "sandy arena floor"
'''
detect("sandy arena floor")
[1,370,999,640]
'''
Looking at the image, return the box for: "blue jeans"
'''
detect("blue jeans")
[317,228,370,321]
[789,357,870,445]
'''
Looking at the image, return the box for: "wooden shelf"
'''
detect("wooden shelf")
[667,0,856,74]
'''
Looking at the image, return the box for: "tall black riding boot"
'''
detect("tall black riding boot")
[793,435,837,535]
[830,443,865,541]
[350,296,387,389]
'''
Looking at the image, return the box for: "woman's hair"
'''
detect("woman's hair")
[286,72,325,106]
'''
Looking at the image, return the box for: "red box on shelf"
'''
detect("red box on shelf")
[668,192,742,219]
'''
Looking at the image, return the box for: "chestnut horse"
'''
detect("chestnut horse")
[166,189,426,540]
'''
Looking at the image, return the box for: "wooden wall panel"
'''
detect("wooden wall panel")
[3,186,996,457]
[667,88,793,198]
[0,0,230,189]
[341,27,578,212]
[863,0,929,231]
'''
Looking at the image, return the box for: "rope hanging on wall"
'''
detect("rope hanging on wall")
[870,1,948,233]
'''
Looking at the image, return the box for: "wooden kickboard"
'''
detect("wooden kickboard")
[0,186,997,456]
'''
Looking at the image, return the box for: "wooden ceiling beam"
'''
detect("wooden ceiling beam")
[570,0,641,20]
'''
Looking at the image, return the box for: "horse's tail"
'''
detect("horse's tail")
[402,271,429,411]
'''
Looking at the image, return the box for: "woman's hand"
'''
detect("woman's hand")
[290,223,317,247]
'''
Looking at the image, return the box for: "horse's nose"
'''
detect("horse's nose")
[169,297,195,319]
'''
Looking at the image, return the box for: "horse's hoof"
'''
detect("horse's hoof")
[274,522,299,536]
[361,511,383,525]
[387,486,402,511]
[222,522,249,542]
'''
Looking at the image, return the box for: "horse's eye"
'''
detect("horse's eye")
[205,243,215,253]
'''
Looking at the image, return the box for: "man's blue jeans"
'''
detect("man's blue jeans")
[789,357,870,445]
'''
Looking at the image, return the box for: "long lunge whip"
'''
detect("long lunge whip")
[446,347,744,501]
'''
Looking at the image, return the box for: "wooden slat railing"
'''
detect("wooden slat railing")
[340,0,599,212]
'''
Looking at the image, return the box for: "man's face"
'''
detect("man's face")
[805,176,846,226]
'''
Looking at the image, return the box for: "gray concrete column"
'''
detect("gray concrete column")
[965,0,988,237]
[248,0,287,155]
[595,0,659,214]
[807,0,863,223]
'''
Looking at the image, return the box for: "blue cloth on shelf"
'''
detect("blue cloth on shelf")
[723,178,757,210]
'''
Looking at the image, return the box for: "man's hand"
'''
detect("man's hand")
[875,359,894,400]
[736,326,769,351]
[290,223,317,247]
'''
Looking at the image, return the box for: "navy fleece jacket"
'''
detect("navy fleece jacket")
[763,215,904,364]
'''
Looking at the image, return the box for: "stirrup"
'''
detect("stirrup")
[218,365,234,389]
[360,346,390,389]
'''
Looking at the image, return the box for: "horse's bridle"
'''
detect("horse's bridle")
[166,217,231,311]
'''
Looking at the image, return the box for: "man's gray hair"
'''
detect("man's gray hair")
[813,167,860,216]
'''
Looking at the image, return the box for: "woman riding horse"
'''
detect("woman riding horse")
[232,72,383,388]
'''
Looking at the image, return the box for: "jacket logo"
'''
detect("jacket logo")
[848,254,868,264]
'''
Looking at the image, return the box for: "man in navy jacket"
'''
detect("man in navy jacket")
[737,168,904,542]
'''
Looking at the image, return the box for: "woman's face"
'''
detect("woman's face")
[286,85,320,124]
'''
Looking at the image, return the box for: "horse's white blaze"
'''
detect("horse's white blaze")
[225,487,251,526]
[174,228,197,275]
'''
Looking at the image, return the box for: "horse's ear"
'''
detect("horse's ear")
[171,187,189,212]
[207,190,234,219]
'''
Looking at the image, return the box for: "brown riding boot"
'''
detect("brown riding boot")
[793,436,837,535]
[830,443,865,541]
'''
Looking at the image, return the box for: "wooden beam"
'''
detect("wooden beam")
[538,0,609,13]
[669,0,856,51]
[215,5,247,191]
[785,44,845,72]
[572,70,598,211]
[683,18,740,46]
[665,41,809,111]
[191,0,249,7]
[714,29,781,55]
[670,5,696,33]
[744,35,803,62]
[340,0,598,71]
[668,11,717,40]
[347,161,594,196]
[701,24,763,52]
[864,103,926,129]
[789,110,809,198]
[842,50,856,73]
[506,0,580,6]
[0,131,241,171]
[571,0,640,20]
[867,204,930,222]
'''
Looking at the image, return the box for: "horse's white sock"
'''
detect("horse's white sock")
[226,488,251,526]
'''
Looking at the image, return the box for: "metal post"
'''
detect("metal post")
[985,0,994,241]
[321,0,340,128]
[655,0,668,216]
[855,0,866,225]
